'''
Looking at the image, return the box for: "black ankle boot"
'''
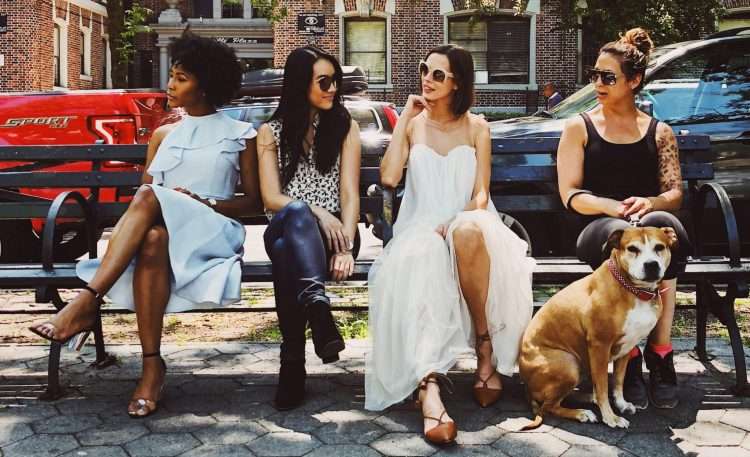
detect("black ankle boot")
[274,351,306,411]
[306,298,345,364]
[644,346,679,409]
[623,347,649,409]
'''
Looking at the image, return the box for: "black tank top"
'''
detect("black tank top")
[580,112,660,201]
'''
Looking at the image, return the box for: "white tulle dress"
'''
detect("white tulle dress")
[77,112,257,313]
[365,139,536,411]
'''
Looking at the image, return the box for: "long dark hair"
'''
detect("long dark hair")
[270,46,352,187]
[424,44,475,116]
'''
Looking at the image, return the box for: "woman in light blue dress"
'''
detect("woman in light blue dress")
[29,33,261,417]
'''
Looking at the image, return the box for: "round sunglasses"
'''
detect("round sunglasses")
[418,61,454,83]
[316,75,338,92]
[586,68,618,86]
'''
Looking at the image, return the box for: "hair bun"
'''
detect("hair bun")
[620,27,653,56]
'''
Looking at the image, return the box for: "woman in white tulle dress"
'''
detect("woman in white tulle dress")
[365,45,535,445]
[29,33,261,417]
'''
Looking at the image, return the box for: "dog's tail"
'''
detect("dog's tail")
[520,414,544,431]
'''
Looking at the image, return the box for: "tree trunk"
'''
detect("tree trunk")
[106,0,128,88]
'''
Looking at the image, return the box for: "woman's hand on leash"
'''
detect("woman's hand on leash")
[622,196,654,219]
[330,250,354,281]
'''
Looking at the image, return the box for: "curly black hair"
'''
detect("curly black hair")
[168,31,243,107]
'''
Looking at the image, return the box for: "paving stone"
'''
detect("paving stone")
[433,445,510,456]
[78,380,134,397]
[193,422,267,445]
[1,433,79,457]
[51,397,121,416]
[145,412,216,433]
[76,422,149,446]
[696,409,727,423]
[262,411,327,433]
[59,446,129,457]
[493,432,570,457]
[744,434,750,451]
[686,447,750,457]
[304,444,381,457]
[314,417,387,444]
[0,404,59,423]
[211,402,277,422]
[0,418,33,447]
[373,410,423,433]
[560,445,635,456]
[494,415,557,433]
[618,433,689,457]
[369,432,438,456]
[455,425,506,446]
[179,378,242,396]
[32,414,100,434]
[179,445,257,457]
[246,432,320,456]
[166,348,222,361]
[551,422,627,446]
[216,343,268,355]
[163,394,231,414]
[722,409,750,432]
[124,432,200,457]
[672,421,747,446]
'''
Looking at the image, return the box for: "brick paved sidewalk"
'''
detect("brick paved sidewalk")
[1,338,749,457]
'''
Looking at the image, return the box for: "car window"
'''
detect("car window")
[349,106,380,133]
[245,106,276,127]
[548,84,599,119]
[642,40,750,125]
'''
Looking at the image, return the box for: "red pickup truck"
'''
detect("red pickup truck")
[0,89,170,261]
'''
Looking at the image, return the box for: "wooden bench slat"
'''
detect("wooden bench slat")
[491,134,712,154]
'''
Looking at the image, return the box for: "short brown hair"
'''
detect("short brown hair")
[424,44,475,116]
[599,27,654,94]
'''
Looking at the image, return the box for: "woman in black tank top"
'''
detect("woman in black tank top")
[556,28,691,411]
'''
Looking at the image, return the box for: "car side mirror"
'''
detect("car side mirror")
[636,99,654,116]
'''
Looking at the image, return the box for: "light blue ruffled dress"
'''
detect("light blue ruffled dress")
[76,112,257,313]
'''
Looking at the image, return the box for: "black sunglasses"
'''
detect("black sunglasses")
[586,68,618,86]
[317,75,338,92]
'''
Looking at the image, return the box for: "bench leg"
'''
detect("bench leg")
[694,282,710,362]
[90,315,117,369]
[703,280,750,396]
[39,341,64,401]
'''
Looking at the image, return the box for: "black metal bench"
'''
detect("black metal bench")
[1,135,749,400]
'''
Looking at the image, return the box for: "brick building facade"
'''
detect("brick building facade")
[143,0,579,111]
[0,0,110,92]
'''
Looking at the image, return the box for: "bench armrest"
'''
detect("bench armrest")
[694,182,742,267]
[41,191,97,271]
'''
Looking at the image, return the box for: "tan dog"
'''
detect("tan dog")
[519,226,678,429]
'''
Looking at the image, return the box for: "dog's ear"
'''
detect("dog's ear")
[661,227,679,250]
[606,229,625,252]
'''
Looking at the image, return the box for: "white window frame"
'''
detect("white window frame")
[79,15,92,80]
[444,9,537,91]
[53,16,69,89]
[339,11,392,90]
[102,35,112,88]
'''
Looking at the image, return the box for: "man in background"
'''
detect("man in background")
[544,82,563,110]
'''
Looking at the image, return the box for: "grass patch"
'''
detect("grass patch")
[163,316,181,334]
[241,311,369,343]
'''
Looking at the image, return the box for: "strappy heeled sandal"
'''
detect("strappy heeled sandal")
[414,373,457,445]
[28,284,104,350]
[128,351,167,418]
[473,331,502,408]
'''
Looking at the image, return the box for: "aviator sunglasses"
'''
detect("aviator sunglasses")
[316,75,338,92]
[418,61,454,83]
[586,68,618,86]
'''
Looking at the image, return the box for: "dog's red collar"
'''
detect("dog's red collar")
[607,259,668,301]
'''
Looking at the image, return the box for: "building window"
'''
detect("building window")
[448,15,530,84]
[343,17,387,84]
[102,38,108,86]
[222,0,243,18]
[80,32,86,75]
[80,29,91,77]
[54,24,61,86]
[193,0,213,18]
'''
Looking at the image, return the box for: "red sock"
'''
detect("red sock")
[649,343,673,358]
[628,346,641,359]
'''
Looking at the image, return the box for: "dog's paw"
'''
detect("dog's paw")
[576,409,598,423]
[615,398,637,415]
[602,414,630,429]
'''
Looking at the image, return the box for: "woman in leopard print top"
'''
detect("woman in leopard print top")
[256,46,361,411]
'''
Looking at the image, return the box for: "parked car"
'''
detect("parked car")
[489,28,750,255]
[0,89,170,262]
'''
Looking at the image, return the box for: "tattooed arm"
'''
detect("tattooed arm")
[623,122,683,217]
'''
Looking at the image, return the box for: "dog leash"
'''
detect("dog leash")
[607,258,669,302]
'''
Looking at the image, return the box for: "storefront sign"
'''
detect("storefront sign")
[214,37,273,45]
[0,15,8,34]
[298,13,325,36]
